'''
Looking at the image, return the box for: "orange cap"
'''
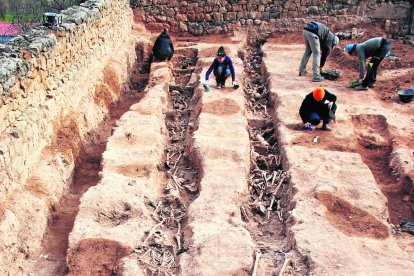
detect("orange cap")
[313,86,325,101]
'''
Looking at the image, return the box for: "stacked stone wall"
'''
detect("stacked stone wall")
[0,0,133,204]
[132,0,413,35]
[0,0,138,274]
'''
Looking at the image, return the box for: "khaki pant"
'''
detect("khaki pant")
[299,30,321,78]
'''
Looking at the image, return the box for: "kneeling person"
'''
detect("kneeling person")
[204,46,237,89]
[299,87,337,131]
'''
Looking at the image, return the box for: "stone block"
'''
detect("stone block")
[213,12,224,21]
[8,83,22,100]
[176,13,187,21]
[224,12,237,21]
[237,11,248,20]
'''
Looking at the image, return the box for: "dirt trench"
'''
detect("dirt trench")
[241,42,310,275]
[352,114,414,224]
[3,17,413,276]
[22,29,413,275]
[23,43,151,276]
[127,48,203,275]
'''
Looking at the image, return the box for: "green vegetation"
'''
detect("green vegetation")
[0,12,13,22]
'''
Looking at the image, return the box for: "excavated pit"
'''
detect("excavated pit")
[241,42,310,275]
[24,42,151,275]
[352,114,414,224]
[130,47,202,275]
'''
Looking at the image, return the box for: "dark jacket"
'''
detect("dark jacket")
[205,56,236,82]
[153,31,174,60]
[299,90,337,123]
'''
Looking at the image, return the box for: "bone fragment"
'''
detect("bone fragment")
[252,249,262,276]
[278,256,291,276]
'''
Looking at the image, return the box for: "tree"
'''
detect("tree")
[0,0,84,41]
[39,0,85,13]
[0,1,9,19]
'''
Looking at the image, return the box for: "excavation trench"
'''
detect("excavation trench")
[241,43,310,275]
[24,43,151,275]
[352,114,414,224]
[131,48,202,275]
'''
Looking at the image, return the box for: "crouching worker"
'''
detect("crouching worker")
[203,46,238,90]
[344,37,391,90]
[299,87,337,131]
[152,29,174,62]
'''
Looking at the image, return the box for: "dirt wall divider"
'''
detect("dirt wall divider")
[66,60,172,275]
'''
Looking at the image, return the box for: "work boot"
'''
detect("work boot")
[312,76,324,82]
[217,83,222,89]
[368,83,376,88]
[355,85,368,91]
[299,70,307,76]
[322,124,332,131]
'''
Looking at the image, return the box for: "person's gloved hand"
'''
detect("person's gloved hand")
[203,80,210,92]
[304,122,314,130]
[232,81,239,89]
[324,100,334,108]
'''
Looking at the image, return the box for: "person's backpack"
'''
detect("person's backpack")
[307,22,318,31]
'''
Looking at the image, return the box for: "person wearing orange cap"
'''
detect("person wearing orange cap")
[299,87,337,131]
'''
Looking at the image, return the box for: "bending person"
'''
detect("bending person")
[344,37,391,90]
[299,21,339,82]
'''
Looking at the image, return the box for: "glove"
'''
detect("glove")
[348,79,360,88]
[232,81,239,90]
[320,67,324,74]
[203,80,210,92]
[304,122,314,131]
[324,100,333,108]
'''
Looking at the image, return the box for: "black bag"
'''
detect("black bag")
[321,69,342,81]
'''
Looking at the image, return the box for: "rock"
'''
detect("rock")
[8,126,22,138]
[402,195,411,203]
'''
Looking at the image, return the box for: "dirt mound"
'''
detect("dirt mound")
[67,239,130,275]
[202,98,241,115]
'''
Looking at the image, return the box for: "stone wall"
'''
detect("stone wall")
[132,0,413,35]
[0,0,141,274]
[0,0,133,204]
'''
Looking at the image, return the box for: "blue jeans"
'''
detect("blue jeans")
[214,65,231,85]
[310,103,337,125]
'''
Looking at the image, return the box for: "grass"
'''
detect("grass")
[0,13,14,22]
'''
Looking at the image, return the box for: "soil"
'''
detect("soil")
[264,21,414,274]
[24,45,150,275]
[17,21,414,276]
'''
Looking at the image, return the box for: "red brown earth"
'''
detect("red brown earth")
[18,21,414,276]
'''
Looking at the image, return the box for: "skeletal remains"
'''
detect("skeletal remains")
[244,44,296,275]
[133,58,200,274]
